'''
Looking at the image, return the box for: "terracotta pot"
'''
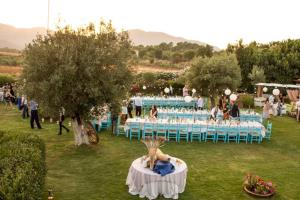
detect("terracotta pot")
[243,186,275,198]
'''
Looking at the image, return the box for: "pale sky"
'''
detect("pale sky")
[1,0,300,48]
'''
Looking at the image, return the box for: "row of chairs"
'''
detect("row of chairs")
[158,114,262,123]
[123,122,272,144]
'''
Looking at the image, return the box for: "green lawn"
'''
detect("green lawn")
[0,105,300,200]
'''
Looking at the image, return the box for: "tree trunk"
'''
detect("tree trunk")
[71,118,90,146]
[210,96,216,109]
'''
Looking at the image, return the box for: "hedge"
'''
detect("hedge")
[0,74,15,87]
[0,131,46,200]
[239,94,254,108]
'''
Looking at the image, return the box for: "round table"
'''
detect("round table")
[126,157,187,199]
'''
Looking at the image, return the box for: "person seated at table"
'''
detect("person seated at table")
[150,105,158,119]
[210,105,219,121]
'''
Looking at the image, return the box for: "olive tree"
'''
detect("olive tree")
[186,53,241,107]
[22,21,132,139]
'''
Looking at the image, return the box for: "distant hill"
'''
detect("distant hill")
[0,23,46,49]
[0,23,219,50]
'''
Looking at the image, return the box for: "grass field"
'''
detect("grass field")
[0,104,300,199]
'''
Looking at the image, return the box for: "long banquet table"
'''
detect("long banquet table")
[125,118,265,138]
[157,108,263,123]
[131,96,196,108]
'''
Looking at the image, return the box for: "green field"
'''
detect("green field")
[0,105,300,199]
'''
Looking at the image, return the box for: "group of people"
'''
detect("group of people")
[1,84,15,107]
[210,96,240,121]
[263,94,286,119]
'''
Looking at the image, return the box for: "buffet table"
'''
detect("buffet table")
[126,157,187,199]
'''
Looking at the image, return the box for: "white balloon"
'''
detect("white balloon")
[263,87,268,92]
[164,87,170,93]
[225,88,231,96]
[192,88,196,93]
[142,85,146,90]
[272,88,280,96]
[230,93,237,101]
[184,96,193,103]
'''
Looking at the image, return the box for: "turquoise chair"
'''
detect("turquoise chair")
[227,127,238,143]
[238,126,249,144]
[249,127,262,144]
[156,124,167,138]
[205,125,216,143]
[265,122,272,140]
[167,124,178,142]
[216,125,227,143]
[190,124,203,142]
[129,122,141,141]
[142,123,154,139]
[178,124,189,142]
[116,116,127,137]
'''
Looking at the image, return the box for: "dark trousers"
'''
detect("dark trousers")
[22,105,29,118]
[59,115,69,134]
[30,110,42,129]
[128,110,133,118]
[135,106,142,117]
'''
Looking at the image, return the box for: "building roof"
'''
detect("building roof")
[255,83,300,89]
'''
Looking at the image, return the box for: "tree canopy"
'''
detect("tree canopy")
[186,53,241,106]
[22,21,132,118]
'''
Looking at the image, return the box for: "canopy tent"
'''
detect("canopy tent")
[255,83,300,102]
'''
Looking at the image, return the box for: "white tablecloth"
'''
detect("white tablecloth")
[126,157,187,199]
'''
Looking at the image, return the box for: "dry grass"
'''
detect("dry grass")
[132,65,182,73]
[0,51,21,57]
[0,66,22,75]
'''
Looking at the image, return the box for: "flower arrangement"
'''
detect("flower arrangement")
[243,173,275,197]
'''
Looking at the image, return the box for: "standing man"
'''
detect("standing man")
[229,100,240,120]
[134,94,142,117]
[127,100,133,118]
[58,107,69,135]
[29,99,42,129]
[21,95,29,118]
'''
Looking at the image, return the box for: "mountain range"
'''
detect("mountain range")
[0,23,218,50]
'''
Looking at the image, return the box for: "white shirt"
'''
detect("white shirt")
[210,107,218,118]
[121,106,128,114]
[134,96,142,107]
[197,98,204,108]
[269,95,275,104]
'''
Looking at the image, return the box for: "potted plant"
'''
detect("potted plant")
[243,173,275,197]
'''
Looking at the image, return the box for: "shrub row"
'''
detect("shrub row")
[0,74,15,86]
[0,131,46,200]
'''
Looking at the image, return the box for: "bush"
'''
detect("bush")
[0,131,46,200]
[0,74,15,86]
[239,94,254,108]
